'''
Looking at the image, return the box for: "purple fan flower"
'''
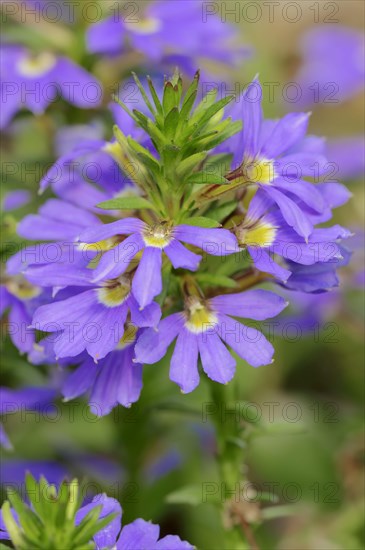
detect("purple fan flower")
[77,495,193,550]
[0,45,102,128]
[295,25,365,107]
[235,189,351,282]
[87,0,250,75]
[62,332,143,416]
[228,78,336,240]
[78,218,238,308]
[135,289,287,393]
[29,265,161,361]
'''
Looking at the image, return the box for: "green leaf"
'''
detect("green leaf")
[196,273,238,288]
[1,501,25,548]
[205,200,238,222]
[181,71,199,110]
[164,107,180,139]
[186,171,230,185]
[166,485,205,506]
[163,81,178,114]
[147,76,163,115]
[132,72,155,115]
[181,217,221,228]
[97,196,155,211]
[176,152,207,178]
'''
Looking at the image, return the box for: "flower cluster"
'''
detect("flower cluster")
[1,71,351,417]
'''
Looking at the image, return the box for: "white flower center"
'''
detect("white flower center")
[184,298,218,334]
[125,16,162,35]
[17,52,56,77]
[142,224,172,248]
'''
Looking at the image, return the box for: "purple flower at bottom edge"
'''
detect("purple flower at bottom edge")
[134,289,288,393]
[76,494,194,550]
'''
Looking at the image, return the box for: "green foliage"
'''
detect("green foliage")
[112,71,242,222]
[1,475,116,550]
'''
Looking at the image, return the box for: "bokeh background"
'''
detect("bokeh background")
[1,1,364,549]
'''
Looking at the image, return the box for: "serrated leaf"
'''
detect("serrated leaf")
[186,171,229,185]
[97,197,155,211]
[166,485,204,506]
[181,217,221,228]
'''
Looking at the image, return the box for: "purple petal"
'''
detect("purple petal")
[248,247,291,282]
[156,535,194,550]
[198,332,236,384]
[76,494,122,550]
[93,234,144,282]
[218,314,274,367]
[265,187,313,240]
[86,17,125,55]
[79,218,145,243]
[62,358,98,401]
[117,519,160,550]
[211,289,287,320]
[134,314,183,364]
[56,58,102,108]
[164,239,201,270]
[170,330,199,393]
[262,113,310,158]
[128,295,161,328]
[25,265,94,288]
[273,178,325,213]
[2,190,31,211]
[174,226,238,256]
[90,347,143,415]
[317,182,352,209]
[132,248,163,308]
[241,78,263,157]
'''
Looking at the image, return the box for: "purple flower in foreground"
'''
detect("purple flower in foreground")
[29,266,161,360]
[235,189,351,283]
[135,289,287,393]
[78,218,238,308]
[62,330,143,416]
[295,25,365,107]
[0,45,102,128]
[227,79,336,240]
[77,494,193,550]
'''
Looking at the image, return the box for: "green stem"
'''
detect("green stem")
[209,380,254,550]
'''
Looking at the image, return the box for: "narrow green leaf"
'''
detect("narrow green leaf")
[196,273,238,288]
[181,70,200,110]
[147,76,163,114]
[163,81,178,114]
[97,196,155,211]
[164,107,180,139]
[166,485,206,506]
[186,171,229,185]
[1,501,25,548]
[131,72,155,114]
[181,216,221,228]
[176,152,207,178]
[191,95,235,135]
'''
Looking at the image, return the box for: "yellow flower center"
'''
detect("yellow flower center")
[78,238,118,253]
[117,323,138,349]
[6,278,41,300]
[125,16,161,35]
[143,224,172,248]
[244,157,276,185]
[236,218,277,248]
[97,277,131,307]
[185,298,218,334]
[17,52,56,77]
